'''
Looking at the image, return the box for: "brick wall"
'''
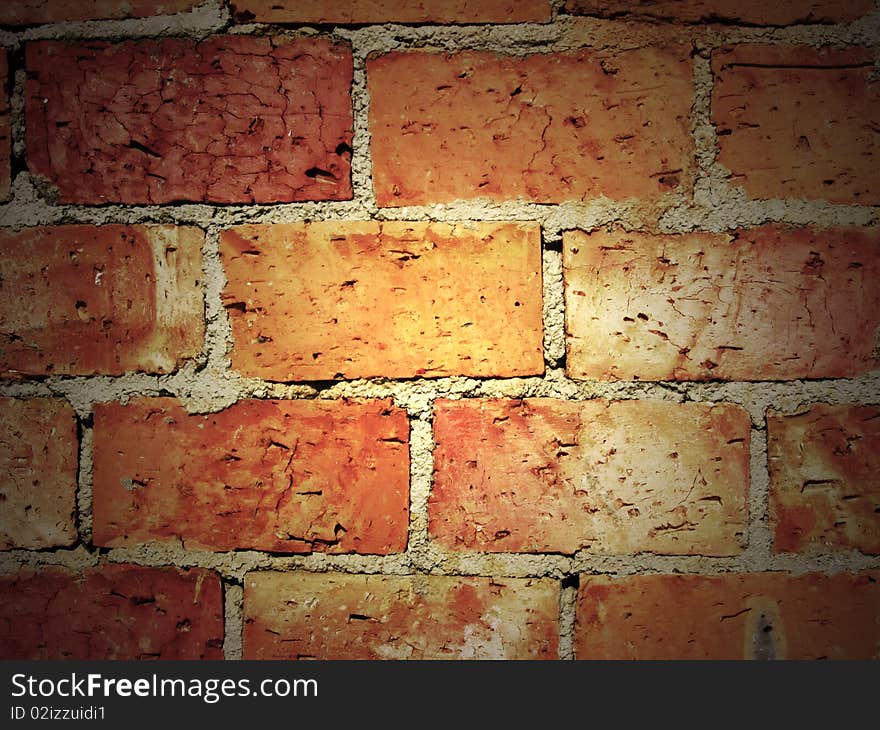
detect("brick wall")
[0,0,878,661]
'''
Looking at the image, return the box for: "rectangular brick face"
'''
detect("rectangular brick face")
[0,50,9,201]
[564,226,880,381]
[92,398,409,554]
[0,225,205,377]
[220,222,543,381]
[712,45,879,204]
[0,565,224,659]
[243,572,558,659]
[367,47,694,206]
[564,0,873,24]
[1,1,200,24]
[232,0,551,23]
[0,398,77,550]
[576,572,880,659]
[26,37,353,204]
[769,404,880,555]
[430,399,750,555]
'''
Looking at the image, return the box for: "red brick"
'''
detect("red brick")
[367,47,694,206]
[26,37,353,204]
[92,397,409,554]
[0,51,9,201]
[243,572,558,659]
[0,225,204,377]
[576,572,880,659]
[0,398,77,550]
[712,45,879,204]
[0,0,199,24]
[220,222,543,381]
[563,226,880,381]
[564,0,872,24]
[429,398,749,555]
[769,404,880,555]
[233,0,551,23]
[0,564,224,659]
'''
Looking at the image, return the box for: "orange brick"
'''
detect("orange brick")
[429,399,749,555]
[564,0,872,24]
[243,572,558,659]
[92,398,409,554]
[232,0,551,23]
[220,222,543,381]
[0,0,199,24]
[0,565,224,659]
[26,37,353,204]
[0,50,9,201]
[368,47,694,206]
[769,404,880,555]
[712,45,879,204]
[563,226,880,381]
[0,398,77,550]
[0,225,204,377]
[576,572,880,659]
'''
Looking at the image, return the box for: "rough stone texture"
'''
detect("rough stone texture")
[25,37,353,204]
[243,571,559,659]
[0,398,77,550]
[575,572,880,659]
[769,404,880,555]
[367,46,694,206]
[563,0,873,24]
[712,45,879,205]
[92,397,409,554]
[0,564,224,659]
[220,222,544,381]
[430,398,750,555]
[0,225,205,377]
[232,0,551,23]
[0,51,9,202]
[0,1,200,24]
[564,226,880,381]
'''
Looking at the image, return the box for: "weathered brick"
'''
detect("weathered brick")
[0,225,204,377]
[712,45,879,204]
[220,222,543,381]
[564,0,872,24]
[26,37,353,204]
[563,226,880,381]
[92,398,409,554]
[576,572,880,659]
[0,398,77,550]
[430,398,749,555]
[0,565,224,659]
[0,0,199,24]
[243,572,558,659]
[0,50,9,201]
[769,404,880,555]
[232,0,551,23]
[368,47,694,206]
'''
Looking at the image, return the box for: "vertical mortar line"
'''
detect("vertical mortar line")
[689,43,722,210]
[542,232,566,369]
[201,223,233,372]
[75,407,95,547]
[347,34,378,216]
[744,418,772,572]
[223,580,244,661]
[407,402,436,569]
[557,577,578,660]
[9,54,26,174]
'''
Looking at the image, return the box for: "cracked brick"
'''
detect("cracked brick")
[712,45,880,204]
[575,572,880,659]
[25,36,353,204]
[243,572,559,659]
[0,398,77,551]
[769,404,880,555]
[367,46,694,206]
[0,0,200,24]
[0,50,9,202]
[563,0,873,24]
[429,398,749,555]
[92,397,409,554]
[0,564,224,659]
[220,222,544,381]
[563,226,880,381]
[232,0,551,23]
[0,225,205,377]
